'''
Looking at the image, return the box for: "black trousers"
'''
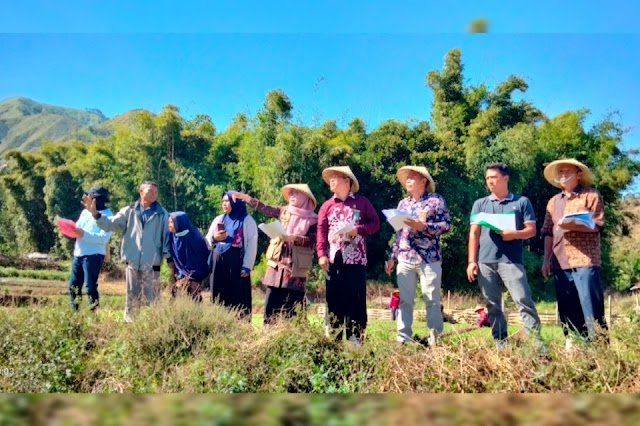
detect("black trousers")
[264,286,305,324]
[210,247,252,320]
[325,251,367,341]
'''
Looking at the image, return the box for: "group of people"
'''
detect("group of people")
[66,158,607,351]
[466,160,607,351]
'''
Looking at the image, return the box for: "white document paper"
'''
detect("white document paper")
[559,212,595,229]
[258,221,288,239]
[381,209,414,231]
[470,212,516,232]
[329,223,355,241]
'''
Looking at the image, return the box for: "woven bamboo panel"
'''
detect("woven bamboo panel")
[314,306,619,325]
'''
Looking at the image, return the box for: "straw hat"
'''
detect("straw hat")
[321,166,360,193]
[473,304,486,313]
[397,166,436,193]
[543,158,595,189]
[281,183,317,208]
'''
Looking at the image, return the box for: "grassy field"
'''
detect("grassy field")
[0,267,69,281]
[1,286,639,394]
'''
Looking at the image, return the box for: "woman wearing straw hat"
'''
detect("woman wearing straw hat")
[316,166,380,347]
[540,158,607,348]
[385,166,451,346]
[233,184,318,324]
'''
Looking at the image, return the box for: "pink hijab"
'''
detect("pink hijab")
[285,192,318,237]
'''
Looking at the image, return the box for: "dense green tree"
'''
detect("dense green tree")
[0,151,55,252]
[1,48,638,294]
[43,167,82,257]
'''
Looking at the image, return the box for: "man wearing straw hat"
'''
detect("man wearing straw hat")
[317,166,380,347]
[467,163,544,350]
[541,158,607,347]
[385,166,451,346]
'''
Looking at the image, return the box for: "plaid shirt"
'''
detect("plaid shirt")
[541,186,605,269]
[388,192,451,265]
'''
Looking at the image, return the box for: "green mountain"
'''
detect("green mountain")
[0,97,109,155]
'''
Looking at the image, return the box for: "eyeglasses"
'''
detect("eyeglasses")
[329,175,346,181]
[557,168,580,176]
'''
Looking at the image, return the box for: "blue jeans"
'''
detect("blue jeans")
[553,266,606,340]
[68,254,105,310]
[478,262,541,342]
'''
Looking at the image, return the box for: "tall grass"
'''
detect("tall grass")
[1,297,640,393]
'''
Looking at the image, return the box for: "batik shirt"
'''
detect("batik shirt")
[388,193,451,265]
[316,193,380,266]
[541,186,605,269]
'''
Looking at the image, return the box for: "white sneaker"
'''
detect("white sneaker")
[349,336,362,348]
[396,336,408,344]
[565,338,574,352]
[428,329,440,347]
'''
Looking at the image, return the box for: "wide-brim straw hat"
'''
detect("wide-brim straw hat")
[322,166,360,193]
[281,183,317,208]
[543,158,595,189]
[473,304,486,312]
[397,166,436,193]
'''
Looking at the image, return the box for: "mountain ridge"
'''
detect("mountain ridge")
[0,97,149,155]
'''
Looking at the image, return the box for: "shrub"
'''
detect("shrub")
[0,303,91,392]
[2,296,640,393]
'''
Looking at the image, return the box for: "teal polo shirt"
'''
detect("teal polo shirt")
[470,193,536,264]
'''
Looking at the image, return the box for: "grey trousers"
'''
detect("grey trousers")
[396,260,443,342]
[477,262,541,341]
[124,266,160,322]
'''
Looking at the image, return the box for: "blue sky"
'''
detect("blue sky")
[1,2,639,192]
[2,0,640,34]
[2,34,638,143]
